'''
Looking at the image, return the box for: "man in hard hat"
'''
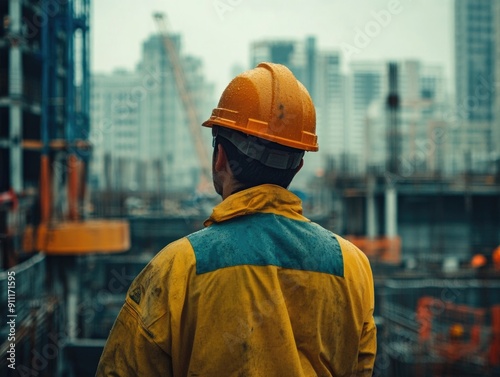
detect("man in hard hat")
[96,62,376,376]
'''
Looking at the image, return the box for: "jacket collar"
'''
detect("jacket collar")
[204,184,309,227]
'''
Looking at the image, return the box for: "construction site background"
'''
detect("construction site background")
[1,0,500,376]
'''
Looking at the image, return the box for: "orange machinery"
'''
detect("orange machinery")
[23,152,129,255]
[416,296,500,373]
[345,236,401,264]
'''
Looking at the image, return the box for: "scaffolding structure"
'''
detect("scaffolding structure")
[1,0,91,263]
[0,1,92,374]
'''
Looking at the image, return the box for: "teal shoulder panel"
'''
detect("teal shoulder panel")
[187,213,344,277]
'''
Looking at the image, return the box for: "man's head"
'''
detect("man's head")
[202,62,318,197]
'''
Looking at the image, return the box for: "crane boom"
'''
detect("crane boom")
[153,13,212,191]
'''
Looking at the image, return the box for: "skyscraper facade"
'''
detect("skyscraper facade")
[397,62,449,175]
[353,60,449,176]
[314,51,345,175]
[347,61,386,174]
[454,0,496,173]
[494,0,500,170]
[90,70,142,190]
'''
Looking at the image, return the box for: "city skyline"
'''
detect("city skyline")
[92,0,454,96]
[89,0,499,186]
[91,33,453,192]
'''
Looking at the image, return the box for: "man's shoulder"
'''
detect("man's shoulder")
[332,234,373,279]
[129,237,196,295]
[149,237,196,272]
[124,236,196,325]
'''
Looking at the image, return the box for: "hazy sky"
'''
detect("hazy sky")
[92,0,453,95]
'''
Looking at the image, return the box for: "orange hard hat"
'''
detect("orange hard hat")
[471,254,487,268]
[202,62,318,151]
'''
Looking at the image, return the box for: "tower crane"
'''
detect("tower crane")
[153,12,212,193]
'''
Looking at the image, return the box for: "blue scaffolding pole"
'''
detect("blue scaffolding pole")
[41,0,90,152]
[40,0,91,222]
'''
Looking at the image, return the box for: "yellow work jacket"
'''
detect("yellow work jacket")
[96,184,376,377]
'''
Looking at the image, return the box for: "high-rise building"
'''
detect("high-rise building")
[454,0,496,173]
[494,0,500,170]
[91,34,214,192]
[354,60,449,175]
[313,51,345,174]
[347,61,387,173]
[90,70,142,190]
[398,61,449,175]
[251,39,308,89]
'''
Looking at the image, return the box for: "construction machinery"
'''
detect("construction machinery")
[382,277,500,376]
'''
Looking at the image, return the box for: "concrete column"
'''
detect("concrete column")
[67,265,79,339]
[8,0,23,190]
[366,176,378,238]
[367,192,378,238]
[9,30,23,191]
[385,185,397,237]
[9,0,21,31]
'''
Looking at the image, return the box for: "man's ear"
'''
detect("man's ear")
[296,159,304,173]
[214,144,228,172]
